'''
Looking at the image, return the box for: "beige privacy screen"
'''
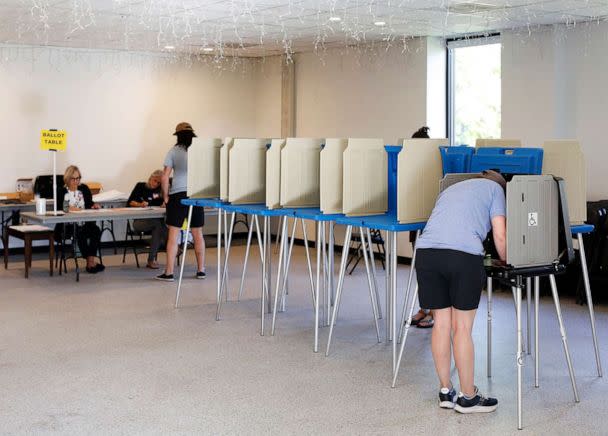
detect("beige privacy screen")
[343,138,387,216]
[228,138,268,204]
[542,140,587,224]
[398,138,447,223]
[187,138,222,198]
[320,138,348,214]
[280,138,323,207]
[476,138,522,148]
[266,138,286,209]
[219,137,234,201]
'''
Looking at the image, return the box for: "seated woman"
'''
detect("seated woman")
[55,165,104,274]
[127,170,167,269]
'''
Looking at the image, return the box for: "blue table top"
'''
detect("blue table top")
[293,208,344,222]
[571,224,594,235]
[336,213,426,232]
[181,198,226,208]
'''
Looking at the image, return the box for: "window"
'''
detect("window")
[448,36,501,146]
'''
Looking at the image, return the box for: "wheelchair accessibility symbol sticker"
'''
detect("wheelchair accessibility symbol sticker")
[528,212,538,227]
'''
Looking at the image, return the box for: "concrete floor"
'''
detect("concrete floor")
[0,245,606,435]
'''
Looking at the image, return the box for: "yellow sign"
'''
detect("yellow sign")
[40,130,67,151]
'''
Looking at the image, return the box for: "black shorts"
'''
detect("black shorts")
[166,192,204,228]
[416,249,486,311]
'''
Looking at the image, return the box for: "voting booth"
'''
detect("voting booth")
[219,137,234,201]
[320,138,348,214]
[342,138,387,216]
[266,138,286,209]
[187,138,222,198]
[542,140,587,224]
[397,138,448,223]
[476,138,522,148]
[228,138,268,204]
[280,138,323,208]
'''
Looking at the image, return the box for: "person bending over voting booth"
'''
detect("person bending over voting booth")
[415,169,507,413]
[156,122,206,282]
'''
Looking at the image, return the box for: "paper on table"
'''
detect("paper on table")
[93,190,128,202]
[10,224,52,232]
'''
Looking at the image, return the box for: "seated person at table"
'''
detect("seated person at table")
[127,170,167,269]
[55,165,105,274]
[415,169,506,413]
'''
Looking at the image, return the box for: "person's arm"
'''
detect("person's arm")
[491,215,506,261]
[81,184,99,209]
[161,166,172,206]
[128,183,147,208]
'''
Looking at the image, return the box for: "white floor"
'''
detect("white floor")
[0,245,606,435]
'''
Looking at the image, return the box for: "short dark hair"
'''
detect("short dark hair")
[411,127,430,138]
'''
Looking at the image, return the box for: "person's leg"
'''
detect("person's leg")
[452,307,477,397]
[147,220,165,264]
[164,225,180,275]
[78,224,98,269]
[191,227,205,272]
[431,307,453,389]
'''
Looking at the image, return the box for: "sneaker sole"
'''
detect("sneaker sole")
[454,404,498,414]
[155,277,174,282]
[439,401,455,409]
[196,276,206,280]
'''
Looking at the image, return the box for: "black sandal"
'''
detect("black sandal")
[417,314,434,328]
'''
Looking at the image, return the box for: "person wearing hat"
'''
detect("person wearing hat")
[413,169,506,414]
[156,122,206,281]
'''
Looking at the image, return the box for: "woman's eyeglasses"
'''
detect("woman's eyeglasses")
[70,176,81,181]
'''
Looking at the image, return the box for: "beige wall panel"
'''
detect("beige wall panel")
[229,138,268,204]
[320,138,348,214]
[398,138,447,223]
[266,138,286,209]
[187,138,222,198]
[280,138,323,207]
[220,137,234,201]
[343,138,387,216]
[542,140,587,224]
[476,138,522,148]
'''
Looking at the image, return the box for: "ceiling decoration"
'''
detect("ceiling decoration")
[0,0,606,59]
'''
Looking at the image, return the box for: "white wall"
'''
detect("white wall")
[0,47,260,195]
[294,40,430,145]
[502,22,608,200]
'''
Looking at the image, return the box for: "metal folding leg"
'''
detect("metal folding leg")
[549,274,580,403]
[314,222,322,353]
[216,212,236,320]
[398,230,420,342]
[359,227,381,343]
[237,216,255,301]
[301,219,317,308]
[526,277,532,355]
[217,207,223,312]
[515,279,524,430]
[326,225,353,356]
[487,276,493,378]
[174,205,193,308]
[391,282,419,387]
[577,233,603,377]
[385,232,391,343]
[534,276,540,387]
[367,228,382,320]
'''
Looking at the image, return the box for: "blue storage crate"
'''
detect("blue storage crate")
[439,145,474,175]
[471,147,543,175]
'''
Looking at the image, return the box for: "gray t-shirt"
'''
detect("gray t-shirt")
[164,145,188,195]
[416,178,506,256]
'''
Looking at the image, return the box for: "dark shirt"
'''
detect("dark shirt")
[128,182,163,206]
